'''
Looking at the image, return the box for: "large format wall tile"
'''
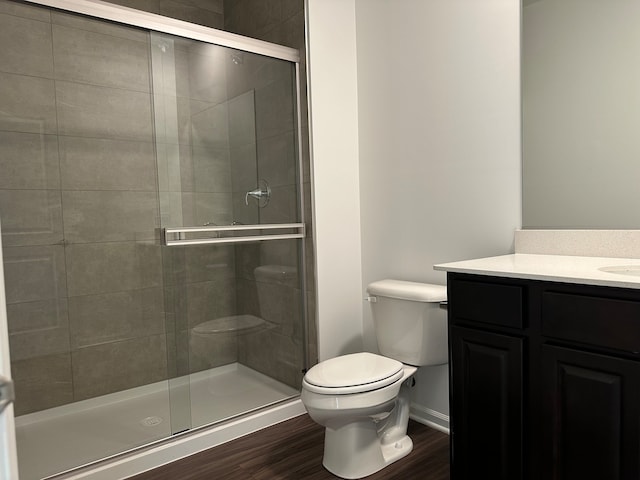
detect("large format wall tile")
[191,102,229,149]
[179,0,223,14]
[152,94,192,145]
[159,0,223,29]
[59,136,156,191]
[162,244,235,285]
[183,244,235,283]
[156,143,190,193]
[254,281,300,337]
[151,36,191,98]
[185,279,236,328]
[103,0,224,30]
[238,327,302,389]
[186,44,228,104]
[258,184,297,224]
[0,72,57,134]
[55,81,153,141]
[11,353,73,415]
[68,287,165,348]
[257,131,296,188]
[231,192,259,226]
[224,0,279,41]
[225,53,291,101]
[65,241,162,297]
[7,298,70,361]
[62,190,158,243]
[52,23,151,92]
[191,144,231,193]
[230,143,258,194]
[71,335,168,400]
[0,132,60,189]
[0,12,54,78]
[234,243,261,281]
[0,0,51,22]
[3,245,67,304]
[228,90,256,147]
[255,78,294,140]
[0,189,63,246]
[188,328,237,372]
[100,0,161,16]
[181,192,233,226]
[159,191,186,228]
[259,238,300,269]
[52,10,149,42]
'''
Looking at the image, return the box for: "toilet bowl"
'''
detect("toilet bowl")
[301,280,447,479]
[302,352,418,479]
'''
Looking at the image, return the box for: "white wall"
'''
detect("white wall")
[354,0,521,425]
[307,0,521,427]
[305,0,364,361]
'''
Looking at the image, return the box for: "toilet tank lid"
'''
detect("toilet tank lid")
[367,279,446,302]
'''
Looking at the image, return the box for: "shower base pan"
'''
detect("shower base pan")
[15,363,299,480]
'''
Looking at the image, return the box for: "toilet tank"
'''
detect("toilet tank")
[367,279,448,367]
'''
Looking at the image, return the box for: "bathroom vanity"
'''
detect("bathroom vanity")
[435,254,640,480]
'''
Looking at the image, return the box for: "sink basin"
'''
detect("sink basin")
[598,265,640,277]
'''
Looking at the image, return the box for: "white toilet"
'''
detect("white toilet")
[301,279,447,479]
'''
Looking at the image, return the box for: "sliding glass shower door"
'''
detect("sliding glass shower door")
[0,1,307,477]
[151,30,306,432]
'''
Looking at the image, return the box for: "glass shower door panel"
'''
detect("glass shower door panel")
[0,5,173,477]
[186,238,303,428]
[151,31,304,429]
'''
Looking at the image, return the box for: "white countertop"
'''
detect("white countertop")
[434,254,640,290]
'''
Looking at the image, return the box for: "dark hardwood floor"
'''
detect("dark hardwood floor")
[128,414,450,480]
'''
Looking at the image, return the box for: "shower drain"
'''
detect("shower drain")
[140,416,163,427]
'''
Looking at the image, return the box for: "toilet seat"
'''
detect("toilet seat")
[303,352,404,395]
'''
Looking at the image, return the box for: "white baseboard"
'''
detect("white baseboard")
[409,403,450,435]
[57,399,306,480]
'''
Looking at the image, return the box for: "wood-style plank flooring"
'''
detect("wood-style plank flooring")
[129,414,450,480]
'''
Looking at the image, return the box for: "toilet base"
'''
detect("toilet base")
[322,420,414,479]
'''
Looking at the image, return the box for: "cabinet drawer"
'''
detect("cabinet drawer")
[450,279,524,329]
[542,292,640,354]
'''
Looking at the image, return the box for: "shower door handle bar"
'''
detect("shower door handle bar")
[164,233,305,246]
[162,223,305,246]
[165,223,303,234]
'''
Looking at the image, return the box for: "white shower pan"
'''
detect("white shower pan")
[16,363,298,480]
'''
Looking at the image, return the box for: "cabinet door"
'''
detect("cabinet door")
[450,326,523,480]
[541,345,640,479]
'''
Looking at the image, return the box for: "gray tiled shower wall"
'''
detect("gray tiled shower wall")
[0,1,173,415]
[0,0,312,416]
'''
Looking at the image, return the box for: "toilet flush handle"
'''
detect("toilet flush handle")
[365,295,378,303]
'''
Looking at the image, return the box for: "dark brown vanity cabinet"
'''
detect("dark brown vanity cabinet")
[447,273,640,480]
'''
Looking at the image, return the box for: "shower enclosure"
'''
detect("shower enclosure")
[0,0,309,478]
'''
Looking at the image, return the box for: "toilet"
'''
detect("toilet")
[301,279,447,479]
